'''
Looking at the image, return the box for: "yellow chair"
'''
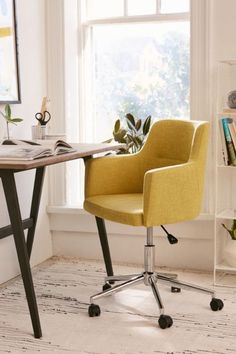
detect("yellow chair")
[84,119,223,329]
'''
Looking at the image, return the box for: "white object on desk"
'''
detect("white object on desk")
[32,125,46,140]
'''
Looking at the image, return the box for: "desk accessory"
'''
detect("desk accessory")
[32,97,51,139]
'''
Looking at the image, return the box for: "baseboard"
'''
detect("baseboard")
[49,208,214,271]
[51,225,214,272]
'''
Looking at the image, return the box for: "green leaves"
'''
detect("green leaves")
[5,117,23,125]
[113,128,127,143]
[126,113,135,130]
[111,113,152,154]
[143,115,151,135]
[1,104,23,125]
[5,104,11,118]
[0,104,23,139]
[135,119,142,131]
[11,118,23,123]
[114,119,120,133]
[222,221,236,240]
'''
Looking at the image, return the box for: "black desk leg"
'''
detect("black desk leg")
[1,171,42,338]
[95,216,113,277]
[27,167,45,258]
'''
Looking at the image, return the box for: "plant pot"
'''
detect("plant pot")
[223,238,236,268]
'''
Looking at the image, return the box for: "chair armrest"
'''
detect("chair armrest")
[84,154,142,197]
[143,162,202,226]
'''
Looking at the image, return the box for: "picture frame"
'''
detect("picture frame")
[0,0,21,103]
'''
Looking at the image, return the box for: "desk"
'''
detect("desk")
[0,143,121,338]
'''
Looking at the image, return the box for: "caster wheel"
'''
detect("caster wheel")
[88,304,101,317]
[210,298,224,311]
[158,314,173,329]
[171,286,181,293]
[103,282,112,291]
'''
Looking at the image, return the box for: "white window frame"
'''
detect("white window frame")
[80,0,190,143]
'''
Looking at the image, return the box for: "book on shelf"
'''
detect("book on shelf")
[218,119,229,165]
[220,118,236,166]
[227,118,236,150]
[0,139,75,161]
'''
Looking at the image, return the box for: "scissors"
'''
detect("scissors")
[35,111,51,125]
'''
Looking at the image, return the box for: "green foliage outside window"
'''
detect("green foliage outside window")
[94,25,189,122]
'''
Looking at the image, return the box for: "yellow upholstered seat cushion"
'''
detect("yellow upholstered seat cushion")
[84,193,143,226]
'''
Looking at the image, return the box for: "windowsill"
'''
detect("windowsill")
[47,205,86,215]
[47,205,214,221]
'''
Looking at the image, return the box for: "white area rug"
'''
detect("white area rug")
[0,257,235,354]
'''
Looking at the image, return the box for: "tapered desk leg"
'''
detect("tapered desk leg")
[27,167,45,258]
[95,217,114,277]
[1,171,42,338]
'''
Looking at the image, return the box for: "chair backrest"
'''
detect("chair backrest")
[140,119,209,225]
[139,119,205,168]
[138,119,207,171]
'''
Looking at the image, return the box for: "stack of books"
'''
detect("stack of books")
[219,116,236,166]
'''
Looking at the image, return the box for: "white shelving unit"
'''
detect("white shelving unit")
[214,61,236,286]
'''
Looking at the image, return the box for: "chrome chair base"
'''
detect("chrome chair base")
[88,227,224,329]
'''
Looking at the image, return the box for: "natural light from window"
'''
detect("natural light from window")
[161,0,189,14]
[92,21,190,142]
[127,0,156,16]
[86,0,190,19]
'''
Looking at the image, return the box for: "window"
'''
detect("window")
[91,22,189,142]
[65,0,206,206]
[48,1,210,210]
[160,0,189,14]
[82,0,190,143]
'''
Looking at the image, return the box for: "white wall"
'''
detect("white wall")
[0,0,52,284]
[208,0,236,118]
[210,0,236,61]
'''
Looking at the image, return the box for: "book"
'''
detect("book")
[0,139,75,160]
[221,118,236,166]
[219,119,229,165]
[227,118,236,150]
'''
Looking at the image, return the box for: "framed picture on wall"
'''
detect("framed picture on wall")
[0,0,21,103]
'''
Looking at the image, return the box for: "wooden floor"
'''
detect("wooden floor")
[0,257,235,354]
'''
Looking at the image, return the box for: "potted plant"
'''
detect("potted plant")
[0,104,23,140]
[222,220,236,267]
[106,113,152,154]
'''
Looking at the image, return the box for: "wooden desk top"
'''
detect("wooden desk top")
[0,143,122,171]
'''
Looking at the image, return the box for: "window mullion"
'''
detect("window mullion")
[156,0,161,14]
[124,0,128,17]
[84,13,189,27]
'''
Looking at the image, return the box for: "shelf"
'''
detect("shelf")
[214,282,236,288]
[217,164,236,169]
[216,209,236,219]
[215,262,236,272]
[214,264,236,287]
[218,111,236,117]
[220,60,236,65]
[214,60,236,285]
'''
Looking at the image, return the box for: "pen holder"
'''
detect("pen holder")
[32,125,46,140]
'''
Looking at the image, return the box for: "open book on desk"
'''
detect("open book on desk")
[0,139,75,160]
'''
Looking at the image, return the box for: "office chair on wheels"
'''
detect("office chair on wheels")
[83,119,223,329]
